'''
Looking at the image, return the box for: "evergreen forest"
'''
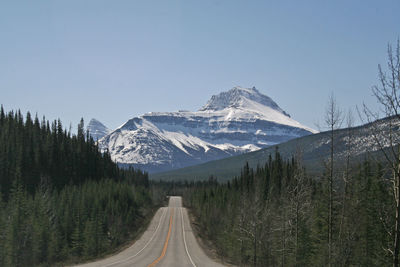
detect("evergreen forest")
[0,107,157,266]
[182,150,394,266]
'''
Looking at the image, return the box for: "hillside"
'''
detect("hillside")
[150,117,396,181]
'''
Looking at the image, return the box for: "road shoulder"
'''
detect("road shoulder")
[64,206,160,267]
[186,208,236,267]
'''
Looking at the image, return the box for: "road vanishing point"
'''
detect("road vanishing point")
[75,196,225,267]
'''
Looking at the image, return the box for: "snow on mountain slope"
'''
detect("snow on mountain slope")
[98,86,317,173]
[201,86,288,114]
[87,119,111,141]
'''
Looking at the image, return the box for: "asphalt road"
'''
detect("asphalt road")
[75,196,225,267]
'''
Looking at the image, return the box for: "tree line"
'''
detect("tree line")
[0,108,155,266]
[183,150,392,266]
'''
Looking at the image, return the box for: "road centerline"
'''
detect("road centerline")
[147,208,174,267]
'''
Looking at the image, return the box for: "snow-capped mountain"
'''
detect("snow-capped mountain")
[87,119,111,141]
[98,86,317,173]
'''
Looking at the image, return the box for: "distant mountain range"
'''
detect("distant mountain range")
[151,117,399,182]
[88,86,316,173]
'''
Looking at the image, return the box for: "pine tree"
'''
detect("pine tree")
[5,180,29,266]
[71,211,83,257]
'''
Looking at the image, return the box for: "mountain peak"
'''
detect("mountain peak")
[199,86,289,117]
[88,118,103,125]
[87,118,110,141]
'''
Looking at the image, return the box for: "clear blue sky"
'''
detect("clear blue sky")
[1,0,399,131]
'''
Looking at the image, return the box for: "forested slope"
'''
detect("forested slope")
[151,117,394,182]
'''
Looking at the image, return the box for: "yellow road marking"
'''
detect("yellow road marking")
[147,208,174,267]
